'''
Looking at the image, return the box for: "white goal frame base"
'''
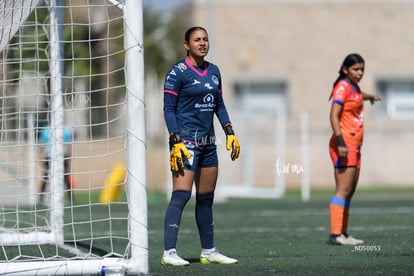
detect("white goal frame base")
[218,186,285,199]
[0,231,55,245]
[0,257,130,276]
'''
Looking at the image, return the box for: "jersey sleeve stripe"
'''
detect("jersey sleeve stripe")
[332,99,344,105]
[164,90,178,96]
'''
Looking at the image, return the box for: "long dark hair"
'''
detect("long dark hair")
[184,26,207,56]
[329,53,365,100]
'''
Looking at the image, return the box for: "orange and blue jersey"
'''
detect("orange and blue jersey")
[329,78,364,168]
[331,78,364,146]
[163,56,231,145]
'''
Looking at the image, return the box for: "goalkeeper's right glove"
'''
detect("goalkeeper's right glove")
[169,133,192,172]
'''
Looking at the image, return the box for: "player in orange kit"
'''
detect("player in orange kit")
[328,53,381,245]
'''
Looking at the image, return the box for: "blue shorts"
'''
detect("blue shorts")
[181,142,218,171]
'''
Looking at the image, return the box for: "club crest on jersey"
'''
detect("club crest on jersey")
[211,75,219,86]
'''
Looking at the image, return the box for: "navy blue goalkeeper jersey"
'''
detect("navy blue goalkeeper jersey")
[163,56,231,145]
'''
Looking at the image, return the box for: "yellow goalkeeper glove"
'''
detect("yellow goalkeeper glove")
[224,124,240,161]
[169,133,192,172]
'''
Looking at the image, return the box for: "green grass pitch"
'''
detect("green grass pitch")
[148,188,414,275]
[0,187,413,275]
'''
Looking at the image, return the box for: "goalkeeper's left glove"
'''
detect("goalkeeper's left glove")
[224,124,240,161]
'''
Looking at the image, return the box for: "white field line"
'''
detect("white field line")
[148,206,414,234]
[149,224,414,235]
[149,206,414,218]
[251,206,414,217]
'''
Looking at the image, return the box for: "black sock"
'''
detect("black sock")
[330,233,340,239]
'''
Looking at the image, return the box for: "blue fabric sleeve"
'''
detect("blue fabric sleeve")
[163,92,179,134]
[163,65,182,134]
[215,92,231,128]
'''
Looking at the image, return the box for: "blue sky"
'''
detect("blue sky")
[142,0,190,12]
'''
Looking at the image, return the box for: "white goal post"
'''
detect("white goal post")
[0,0,147,275]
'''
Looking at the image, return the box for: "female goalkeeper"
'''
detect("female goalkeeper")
[328,53,381,245]
[161,26,240,266]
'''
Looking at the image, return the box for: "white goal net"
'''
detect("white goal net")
[0,0,147,274]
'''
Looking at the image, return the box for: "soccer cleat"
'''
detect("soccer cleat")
[327,234,350,245]
[344,234,364,245]
[200,250,238,264]
[161,250,190,266]
[327,234,363,245]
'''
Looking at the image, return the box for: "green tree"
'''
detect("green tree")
[143,6,189,80]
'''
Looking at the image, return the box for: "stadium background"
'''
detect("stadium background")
[0,1,412,274]
[3,0,412,195]
[144,0,414,193]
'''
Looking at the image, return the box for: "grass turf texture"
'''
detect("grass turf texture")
[0,187,412,275]
[148,188,414,275]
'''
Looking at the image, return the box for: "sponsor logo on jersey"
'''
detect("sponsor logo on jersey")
[166,75,176,82]
[354,111,364,126]
[194,93,216,111]
[203,93,214,103]
[192,79,201,85]
[336,85,345,95]
[165,81,175,89]
[175,62,187,72]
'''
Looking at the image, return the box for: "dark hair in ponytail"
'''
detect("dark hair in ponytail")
[184,26,207,56]
[329,53,365,100]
